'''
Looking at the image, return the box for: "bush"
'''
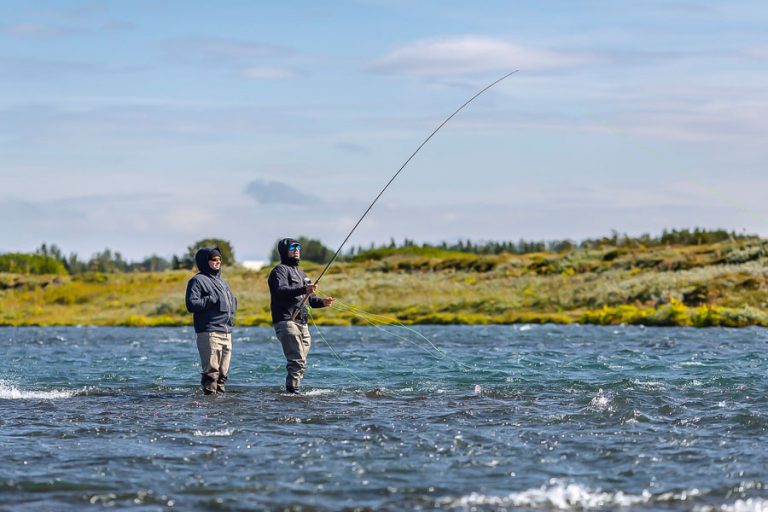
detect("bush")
[0,253,68,275]
[722,242,768,264]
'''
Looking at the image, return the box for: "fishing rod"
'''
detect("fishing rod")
[291,70,518,320]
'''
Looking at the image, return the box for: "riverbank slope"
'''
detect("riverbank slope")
[2,238,767,327]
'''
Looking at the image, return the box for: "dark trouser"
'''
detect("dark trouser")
[274,321,311,391]
[196,331,232,393]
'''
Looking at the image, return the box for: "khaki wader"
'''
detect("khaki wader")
[274,320,311,391]
[196,331,232,394]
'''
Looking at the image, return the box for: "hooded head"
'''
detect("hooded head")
[195,246,222,276]
[277,238,301,266]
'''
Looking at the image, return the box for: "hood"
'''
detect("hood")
[277,238,300,266]
[195,246,221,276]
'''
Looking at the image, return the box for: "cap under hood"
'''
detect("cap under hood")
[195,247,221,276]
[277,238,300,266]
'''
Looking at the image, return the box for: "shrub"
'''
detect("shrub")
[0,253,68,275]
[722,242,768,264]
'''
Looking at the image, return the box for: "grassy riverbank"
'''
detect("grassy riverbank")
[2,238,768,327]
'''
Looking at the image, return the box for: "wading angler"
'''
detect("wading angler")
[268,238,334,394]
[185,247,238,394]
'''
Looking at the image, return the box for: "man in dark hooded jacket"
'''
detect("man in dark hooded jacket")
[268,238,334,393]
[185,247,238,394]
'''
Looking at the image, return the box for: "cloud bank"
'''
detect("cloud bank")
[371,36,599,76]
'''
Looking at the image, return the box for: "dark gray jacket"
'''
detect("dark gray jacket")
[268,238,325,325]
[185,247,237,333]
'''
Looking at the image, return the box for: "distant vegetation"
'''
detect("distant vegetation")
[1,228,766,328]
[7,228,752,276]
[21,239,235,275]
[344,228,754,259]
[0,253,68,275]
[174,239,236,269]
[269,236,335,264]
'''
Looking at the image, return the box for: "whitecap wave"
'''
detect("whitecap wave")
[0,380,78,400]
[302,388,333,396]
[631,379,666,390]
[695,497,768,512]
[438,482,713,510]
[438,482,654,509]
[588,388,612,410]
[193,429,234,437]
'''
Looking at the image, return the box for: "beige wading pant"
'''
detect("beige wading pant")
[274,321,311,390]
[196,331,232,393]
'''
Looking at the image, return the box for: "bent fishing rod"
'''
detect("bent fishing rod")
[291,70,518,320]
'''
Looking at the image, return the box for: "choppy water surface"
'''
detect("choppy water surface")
[1,324,767,511]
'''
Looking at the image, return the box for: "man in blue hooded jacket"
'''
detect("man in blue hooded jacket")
[185,247,238,394]
[268,238,333,394]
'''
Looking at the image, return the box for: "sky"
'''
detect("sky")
[1,1,767,261]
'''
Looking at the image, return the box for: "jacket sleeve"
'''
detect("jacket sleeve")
[308,294,326,308]
[268,266,306,299]
[186,277,214,313]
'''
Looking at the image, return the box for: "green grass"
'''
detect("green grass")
[1,239,767,327]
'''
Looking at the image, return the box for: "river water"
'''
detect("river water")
[1,324,767,511]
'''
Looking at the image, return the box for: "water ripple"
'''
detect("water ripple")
[2,325,768,510]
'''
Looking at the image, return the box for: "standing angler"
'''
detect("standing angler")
[185,247,238,395]
[268,238,334,394]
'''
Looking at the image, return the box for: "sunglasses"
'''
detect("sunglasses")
[209,257,222,263]
[288,244,301,251]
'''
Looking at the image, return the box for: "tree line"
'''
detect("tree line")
[0,228,757,275]
[341,228,755,258]
[0,239,236,276]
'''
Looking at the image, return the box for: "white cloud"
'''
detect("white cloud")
[370,36,599,76]
[745,47,768,60]
[241,67,303,80]
[163,37,292,66]
[0,22,79,38]
[0,57,107,80]
[162,37,306,81]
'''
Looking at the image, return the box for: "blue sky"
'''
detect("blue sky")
[1,1,766,261]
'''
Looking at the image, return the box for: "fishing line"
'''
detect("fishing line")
[330,299,480,372]
[308,308,408,398]
[331,300,444,358]
[307,307,368,388]
[291,71,518,320]
[331,303,444,361]
[311,303,485,396]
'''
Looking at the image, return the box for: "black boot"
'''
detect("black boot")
[202,373,217,395]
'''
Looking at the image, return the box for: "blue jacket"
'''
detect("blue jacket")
[185,247,237,333]
[268,238,325,325]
